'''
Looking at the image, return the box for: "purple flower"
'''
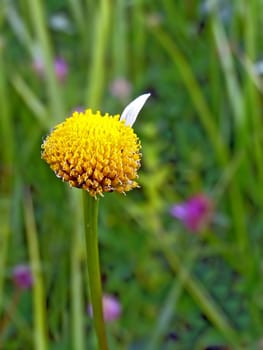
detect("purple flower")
[170,194,213,232]
[88,294,122,322]
[54,57,68,82]
[12,265,33,290]
[32,56,68,82]
[70,106,85,114]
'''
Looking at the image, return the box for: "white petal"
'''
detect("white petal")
[120,93,151,126]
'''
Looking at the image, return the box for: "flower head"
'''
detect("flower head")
[170,194,213,232]
[12,265,33,290]
[41,94,150,197]
[88,294,122,322]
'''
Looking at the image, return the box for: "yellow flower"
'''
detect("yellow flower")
[41,94,150,197]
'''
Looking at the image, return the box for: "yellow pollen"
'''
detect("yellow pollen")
[41,109,141,197]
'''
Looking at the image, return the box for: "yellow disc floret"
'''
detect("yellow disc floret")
[41,109,141,197]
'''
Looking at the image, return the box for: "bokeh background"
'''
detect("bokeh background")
[1,0,263,349]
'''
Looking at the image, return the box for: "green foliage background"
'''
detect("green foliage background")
[1,0,263,349]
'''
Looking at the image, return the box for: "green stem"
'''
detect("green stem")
[82,192,108,350]
[70,189,85,350]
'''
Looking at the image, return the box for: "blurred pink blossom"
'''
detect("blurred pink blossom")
[88,294,122,322]
[71,106,85,114]
[12,265,33,290]
[54,57,68,82]
[32,56,68,82]
[170,194,214,232]
[109,77,132,101]
[32,57,45,77]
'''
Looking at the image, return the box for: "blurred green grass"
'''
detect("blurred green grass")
[1,0,263,349]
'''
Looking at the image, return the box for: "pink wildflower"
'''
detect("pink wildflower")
[32,56,68,82]
[170,194,214,232]
[88,294,122,322]
[12,265,33,290]
[54,57,68,82]
[32,57,45,77]
[109,77,132,101]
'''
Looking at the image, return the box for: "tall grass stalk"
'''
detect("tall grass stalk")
[67,0,86,40]
[23,190,48,350]
[243,1,263,193]
[5,2,34,56]
[85,0,112,109]
[0,199,10,315]
[131,0,146,85]
[112,0,128,76]
[211,14,248,253]
[146,279,184,350]
[212,17,244,133]
[161,242,241,348]
[0,35,13,314]
[151,26,227,165]
[242,0,263,332]
[11,74,49,129]
[26,0,64,122]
